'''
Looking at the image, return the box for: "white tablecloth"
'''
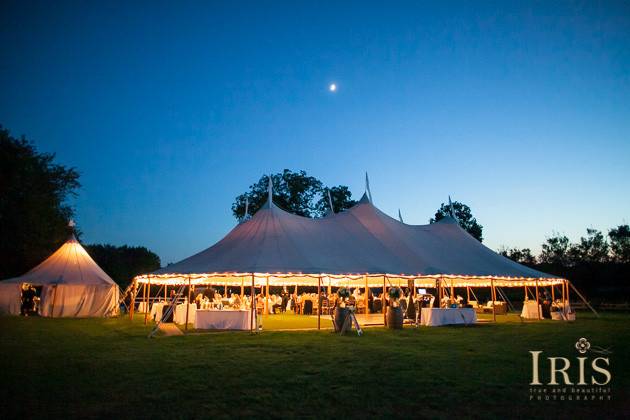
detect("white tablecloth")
[174,303,197,325]
[194,309,253,330]
[150,302,166,321]
[137,302,149,313]
[521,301,542,319]
[420,308,476,326]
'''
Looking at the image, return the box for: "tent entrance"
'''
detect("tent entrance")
[20,283,42,316]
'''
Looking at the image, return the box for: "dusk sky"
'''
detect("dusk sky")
[1,1,629,265]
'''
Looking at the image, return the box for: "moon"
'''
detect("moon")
[329,83,337,92]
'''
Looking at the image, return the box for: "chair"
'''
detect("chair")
[321,299,330,315]
[303,300,313,315]
[373,299,382,313]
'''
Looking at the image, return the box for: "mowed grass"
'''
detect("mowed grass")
[1,313,629,419]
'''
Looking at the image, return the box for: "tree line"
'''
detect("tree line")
[499,227,630,300]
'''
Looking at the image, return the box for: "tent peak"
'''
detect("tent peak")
[358,192,371,204]
[365,172,373,203]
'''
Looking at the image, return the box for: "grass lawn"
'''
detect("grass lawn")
[1,313,628,419]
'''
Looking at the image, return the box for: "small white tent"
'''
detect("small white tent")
[0,234,119,317]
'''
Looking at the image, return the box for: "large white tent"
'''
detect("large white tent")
[0,234,119,317]
[136,189,563,289]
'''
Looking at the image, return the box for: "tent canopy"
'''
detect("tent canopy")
[0,234,118,317]
[138,194,561,287]
[3,234,116,286]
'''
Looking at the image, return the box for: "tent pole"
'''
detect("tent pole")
[561,280,567,319]
[535,279,541,320]
[569,281,599,317]
[241,277,244,298]
[184,277,191,331]
[164,284,167,301]
[551,283,555,301]
[466,286,470,302]
[436,278,439,306]
[129,280,136,320]
[491,279,496,322]
[142,279,147,325]
[383,275,387,326]
[224,282,227,297]
[364,275,369,315]
[317,276,321,330]
[265,276,269,315]
[524,286,527,300]
[450,281,455,304]
[144,275,151,325]
[250,274,255,333]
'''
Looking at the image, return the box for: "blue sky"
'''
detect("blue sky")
[1,0,629,264]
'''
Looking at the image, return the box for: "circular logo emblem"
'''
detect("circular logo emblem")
[575,337,591,354]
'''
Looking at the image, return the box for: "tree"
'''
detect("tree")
[499,247,537,266]
[231,170,356,220]
[315,186,357,216]
[538,233,571,266]
[572,228,609,264]
[430,201,483,242]
[0,127,80,279]
[84,244,161,288]
[608,225,630,263]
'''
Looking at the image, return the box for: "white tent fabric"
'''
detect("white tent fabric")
[0,283,21,315]
[0,235,119,317]
[149,194,557,284]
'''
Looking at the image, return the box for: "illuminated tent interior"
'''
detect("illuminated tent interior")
[135,182,566,295]
[0,234,119,317]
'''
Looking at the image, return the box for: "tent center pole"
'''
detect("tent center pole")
[317,276,321,330]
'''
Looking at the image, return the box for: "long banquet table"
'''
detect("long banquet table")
[420,308,476,326]
[194,309,253,330]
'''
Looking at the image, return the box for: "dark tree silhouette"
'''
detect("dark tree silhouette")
[609,225,630,264]
[539,233,571,266]
[84,244,161,288]
[0,127,80,278]
[232,170,356,220]
[430,201,483,242]
[498,247,537,266]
